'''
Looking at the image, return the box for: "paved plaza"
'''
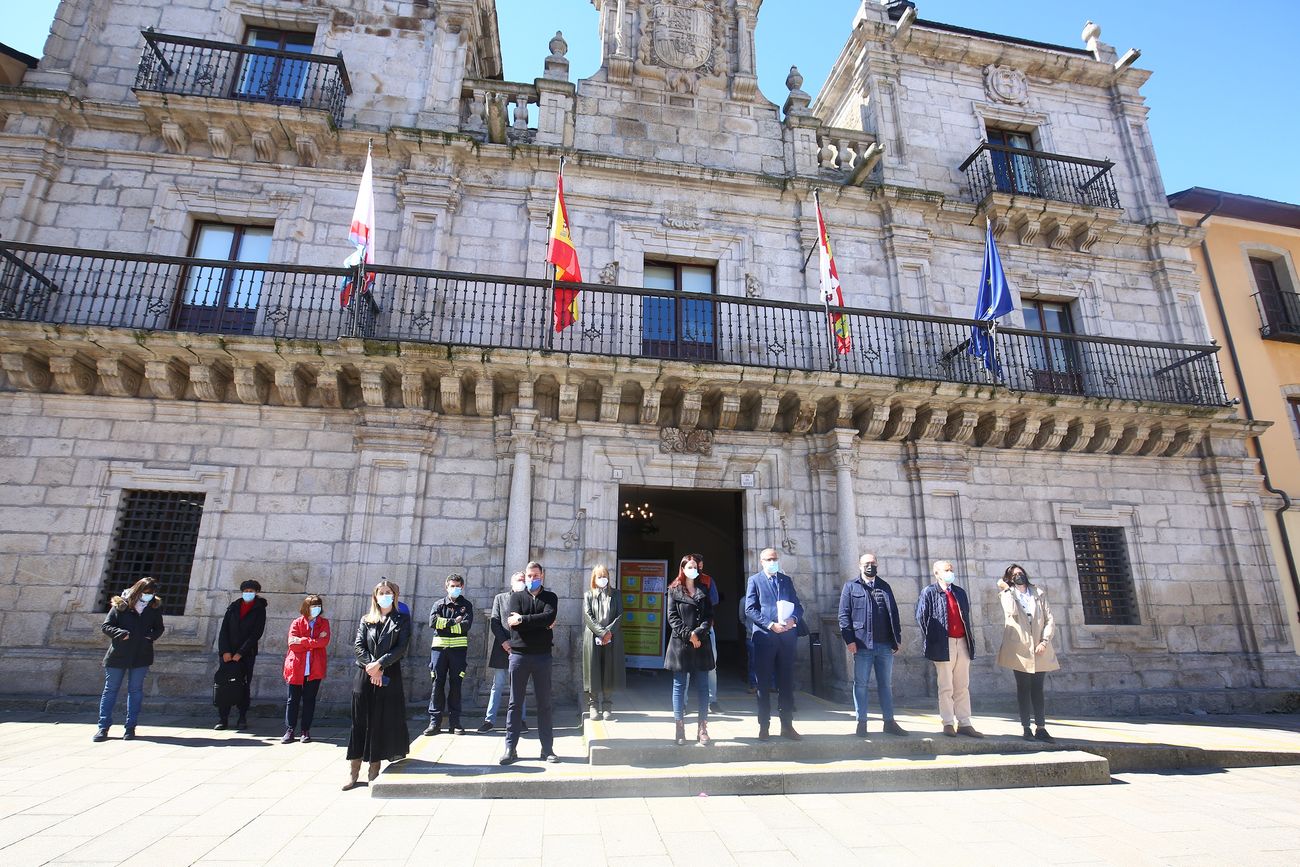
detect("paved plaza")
[1,699,1299,866]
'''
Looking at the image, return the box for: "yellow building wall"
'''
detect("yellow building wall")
[1183,213,1300,653]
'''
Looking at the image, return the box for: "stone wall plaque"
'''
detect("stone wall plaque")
[983,65,1029,105]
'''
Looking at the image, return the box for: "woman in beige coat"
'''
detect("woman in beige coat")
[996,564,1059,743]
[582,564,625,720]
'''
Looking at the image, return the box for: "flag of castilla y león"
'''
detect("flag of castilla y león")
[815,194,852,355]
[340,148,376,308]
[547,166,583,332]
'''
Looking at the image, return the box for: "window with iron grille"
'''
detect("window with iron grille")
[1071,525,1139,625]
[100,490,206,616]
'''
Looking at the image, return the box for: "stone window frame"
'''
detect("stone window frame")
[222,1,330,51]
[1051,502,1163,650]
[56,462,235,650]
[1242,242,1299,297]
[149,183,300,260]
[971,103,1054,154]
[1281,386,1300,449]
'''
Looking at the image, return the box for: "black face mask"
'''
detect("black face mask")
[1012,574,1028,586]
[862,565,877,578]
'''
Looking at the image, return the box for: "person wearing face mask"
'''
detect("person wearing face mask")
[501,560,559,765]
[838,553,907,738]
[996,564,1059,743]
[215,579,267,731]
[686,554,722,713]
[915,561,982,738]
[744,547,805,740]
[582,564,625,721]
[666,555,716,745]
[424,573,474,737]
[344,580,411,790]
[94,577,165,742]
[282,594,330,744]
[480,571,528,733]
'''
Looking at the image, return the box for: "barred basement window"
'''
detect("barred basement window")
[1071,525,1139,625]
[100,490,206,616]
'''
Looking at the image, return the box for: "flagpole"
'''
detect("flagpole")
[545,155,566,351]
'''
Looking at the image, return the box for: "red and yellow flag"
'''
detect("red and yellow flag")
[816,195,852,355]
[548,167,582,332]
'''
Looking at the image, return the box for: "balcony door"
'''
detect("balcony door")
[173,223,272,335]
[642,262,716,361]
[1023,300,1083,395]
[235,28,314,105]
[1252,256,1297,334]
[988,128,1039,196]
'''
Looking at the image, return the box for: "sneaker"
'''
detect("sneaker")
[498,751,518,766]
[855,721,869,738]
[602,710,614,721]
[883,720,909,737]
[453,726,466,735]
[123,728,136,741]
[1034,727,1056,744]
[281,729,295,744]
[541,751,559,763]
[301,731,312,743]
[956,725,984,739]
[92,728,109,742]
[214,721,228,731]
[476,722,494,733]
[587,707,599,721]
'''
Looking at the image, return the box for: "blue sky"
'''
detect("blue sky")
[9,1,1299,202]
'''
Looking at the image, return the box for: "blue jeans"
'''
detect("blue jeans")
[852,644,896,723]
[98,666,148,731]
[485,667,526,724]
[672,670,709,722]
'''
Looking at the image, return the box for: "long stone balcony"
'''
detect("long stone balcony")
[0,242,1238,459]
[133,30,352,126]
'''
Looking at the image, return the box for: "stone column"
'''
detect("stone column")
[830,428,861,582]
[504,409,539,573]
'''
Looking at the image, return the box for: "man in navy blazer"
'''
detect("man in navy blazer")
[744,547,804,740]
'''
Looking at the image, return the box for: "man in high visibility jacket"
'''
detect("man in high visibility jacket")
[424,573,474,736]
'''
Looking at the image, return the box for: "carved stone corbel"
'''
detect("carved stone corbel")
[718,393,741,430]
[1005,413,1043,450]
[943,409,979,445]
[1139,426,1176,457]
[233,362,270,405]
[295,133,320,168]
[640,387,662,426]
[1014,215,1041,246]
[1033,417,1066,451]
[49,353,97,395]
[251,131,275,163]
[1165,425,1203,458]
[96,355,144,398]
[161,121,188,155]
[883,402,918,441]
[975,412,1010,448]
[1061,418,1097,453]
[599,382,622,423]
[208,125,233,159]
[475,377,494,417]
[189,360,232,402]
[1112,423,1151,456]
[755,395,780,432]
[913,406,949,442]
[1044,219,1072,251]
[315,363,345,408]
[401,369,431,411]
[1,350,51,392]
[558,382,579,422]
[860,402,893,440]
[791,401,817,435]
[275,364,309,407]
[357,363,393,407]
[439,375,463,415]
[1086,421,1124,454]
[144,358,188,400]
[1073,220,1103,253]
[679,391,702,429]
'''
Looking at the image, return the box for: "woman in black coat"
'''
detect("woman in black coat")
[215,579,267,731]
[664,559,715,747]
[95,577,165,742]
[344,579,412,791]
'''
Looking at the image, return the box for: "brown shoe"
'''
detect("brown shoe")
[367,761,382,781]
[956,725,984,739]
[758,724,770,741]
[780,725,802,741]
[342,759,365,791]
[943,724,957,737]
[696,721,711,747]
[674,720,686,746]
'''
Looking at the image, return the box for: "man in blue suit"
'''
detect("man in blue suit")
[744,547,804,740]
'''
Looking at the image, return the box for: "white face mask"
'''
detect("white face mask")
[763,560,780,575]
[939,571,956,585]
[595,576,609,589]
[376,594,394,609]
[140,594,155,604]
[511,581,526,592]
[683,567,699,580]
[309,606,322,619]
[241,591,256,603]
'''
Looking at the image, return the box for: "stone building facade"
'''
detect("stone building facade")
[0,0,1295,717]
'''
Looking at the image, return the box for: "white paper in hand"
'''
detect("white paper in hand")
[776,600,795,623]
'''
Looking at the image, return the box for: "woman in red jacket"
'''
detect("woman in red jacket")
[282,594,330,743]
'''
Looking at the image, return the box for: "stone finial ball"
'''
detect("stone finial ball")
[786,66,804,92]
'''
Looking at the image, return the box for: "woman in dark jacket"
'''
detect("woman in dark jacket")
[344,579,412,791]
[215,579,268,731]
[664,558,715,746]
[95,577,165,742]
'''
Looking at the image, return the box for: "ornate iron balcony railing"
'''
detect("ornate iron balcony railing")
[960,142,1121,210]
[0,242,1228,408]
[133,30,352,126]
[1254,290,1300,343]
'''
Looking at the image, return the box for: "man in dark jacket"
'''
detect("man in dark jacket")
[424,573,474,736]
[500,560,558,765]
[839,552,908,738]
[915,560,982,738]
[216,579,267,730]
[479,572,527,733]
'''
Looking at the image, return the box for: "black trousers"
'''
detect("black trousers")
[1013,670,1046,727]
[427,646,467,725]
[751,630,797,727]
[285,679,321,732]
[505,652,553,754]
[218,654,256,719]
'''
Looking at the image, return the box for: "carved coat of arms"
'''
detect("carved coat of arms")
[651,4,714,70]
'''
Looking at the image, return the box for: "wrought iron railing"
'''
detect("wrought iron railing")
[133,30,352,126]
[1254,290,1300,342]
[960,142,1121,210]
[0,242,1229,407]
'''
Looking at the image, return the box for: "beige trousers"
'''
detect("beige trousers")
[934,636,972,726]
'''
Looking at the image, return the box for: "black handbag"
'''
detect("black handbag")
[212,660,246,708]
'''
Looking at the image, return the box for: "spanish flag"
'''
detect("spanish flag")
[548,165,582,332]
[815,192,852,355]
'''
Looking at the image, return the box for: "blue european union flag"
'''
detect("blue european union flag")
[967,220,1016,376]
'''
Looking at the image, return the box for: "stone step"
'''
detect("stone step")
[370,748,1111,799]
